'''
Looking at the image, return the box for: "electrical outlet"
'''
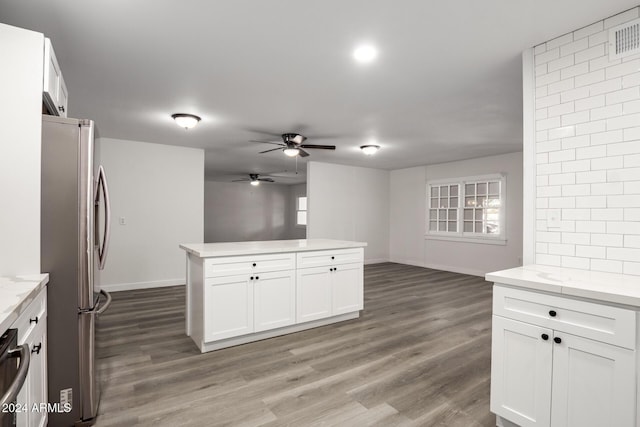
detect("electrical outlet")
[119,216,126,225]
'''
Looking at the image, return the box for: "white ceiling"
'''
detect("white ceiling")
[1,0,637,183]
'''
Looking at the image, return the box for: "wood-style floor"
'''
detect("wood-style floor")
[95,263,495,427]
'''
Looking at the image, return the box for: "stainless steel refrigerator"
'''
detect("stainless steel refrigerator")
[41,115,113,427]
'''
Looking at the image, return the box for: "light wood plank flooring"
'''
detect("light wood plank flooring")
[95,263,495,426]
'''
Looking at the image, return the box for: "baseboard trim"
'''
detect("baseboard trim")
[389,258,425,268]
[101,279,185,292]
[364,258,390,265]
[423,263,486,278]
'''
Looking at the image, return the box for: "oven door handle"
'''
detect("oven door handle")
[0,344,30,407]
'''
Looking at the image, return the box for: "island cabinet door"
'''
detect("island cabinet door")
[331,262,363,315]
[204,275,254,341]
[296,266,332,323]
[490,315,553,427]
[253,270,296,332]
[550,332,635,427]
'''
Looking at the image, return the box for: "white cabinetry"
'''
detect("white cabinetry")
[296,250,364,323]
[13,287,48,427]
[491,284,636,427]
[43,38,68,117]
[185,243,365,352]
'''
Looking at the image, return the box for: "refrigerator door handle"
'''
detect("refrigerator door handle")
[96,165,111,270]
[96,289,113,315]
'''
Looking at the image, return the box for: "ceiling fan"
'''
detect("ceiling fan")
[232,173,275,186]
[250,133,336,158]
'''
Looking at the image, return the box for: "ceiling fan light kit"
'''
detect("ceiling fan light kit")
[360,144,380,155]
[250,180,260,186]
[171,113,201,129]
[251,133,336,158]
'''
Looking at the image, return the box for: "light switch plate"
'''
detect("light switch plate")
[548,209,561,228]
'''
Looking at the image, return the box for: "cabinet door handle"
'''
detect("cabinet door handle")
[549,310,557,317]
[553,337,562,344]
[58,105,65,112]
[31,343,42,355]
[252,263,256,267]
[331,256,335,260]
[250,276,254,280]
[334,267,337,271]
[255,276,259,280]
[541,333,549,341]
[29,316,38,324]
[329,268,333,272]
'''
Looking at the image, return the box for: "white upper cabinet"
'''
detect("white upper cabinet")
[43,38,68,117]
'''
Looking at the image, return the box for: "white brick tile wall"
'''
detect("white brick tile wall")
[533,8,640,274]
[591,259,623,273]
[574,21,603,40]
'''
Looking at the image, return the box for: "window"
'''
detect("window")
[426,174,506,244]
[297,196,307,226]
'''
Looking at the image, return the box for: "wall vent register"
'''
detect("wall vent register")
[609,18,640,60]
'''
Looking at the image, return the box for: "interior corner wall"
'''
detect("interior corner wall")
[528,6,640,275]
[389,152,524,277]
[99,138,204,291]
[204,181,301,242]
[307,161,390,263]
[0,24,43,275]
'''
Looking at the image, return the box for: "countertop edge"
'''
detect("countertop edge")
[0,274,49,333]
[486,266,640,308]
[179,240,368,258]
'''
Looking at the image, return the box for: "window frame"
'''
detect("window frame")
[296,196,307,228]
[425,173,507,245]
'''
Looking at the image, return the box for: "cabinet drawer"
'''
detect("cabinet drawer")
[205,253,295,277]
[493,285,636,349]
[297,248,364,268]
[12,287,47,345]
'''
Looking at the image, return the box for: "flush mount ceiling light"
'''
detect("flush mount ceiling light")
[283,147,300,157]
[360,144,380,155]
[171,113,201,129]
[353,44,378,63]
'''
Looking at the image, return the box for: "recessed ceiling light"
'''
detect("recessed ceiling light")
[353,45,378,63]
[360,145,380,155]
[171,113,201,129]
[284,147,300,157]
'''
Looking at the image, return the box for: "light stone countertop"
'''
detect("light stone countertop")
[486,264,640,308]
[0,274,49,333]
[180,239,367,258]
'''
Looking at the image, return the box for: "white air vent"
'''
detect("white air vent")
[609,18,640,60]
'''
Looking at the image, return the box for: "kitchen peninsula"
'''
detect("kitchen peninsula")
[179,239,367,352]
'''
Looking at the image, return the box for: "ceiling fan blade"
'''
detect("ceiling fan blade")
[300,144,336,150]
[258,178,275,182]
[259,147,284,154]
[249,140,284,146]
[232,179,249,182]
[298,149,310,157]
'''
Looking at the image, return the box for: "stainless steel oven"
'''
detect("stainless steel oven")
[0,329,30,427]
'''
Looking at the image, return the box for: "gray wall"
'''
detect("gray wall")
[204,181,306,242]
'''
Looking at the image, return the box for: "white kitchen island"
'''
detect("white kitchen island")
[179,239,367,352]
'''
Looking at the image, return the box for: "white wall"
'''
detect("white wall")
[0,24,43,275]
[99,138,204,291]
[528,7,640,274]
[204,181,304,242]
[307,161,390,263]
[390,152,524,276]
